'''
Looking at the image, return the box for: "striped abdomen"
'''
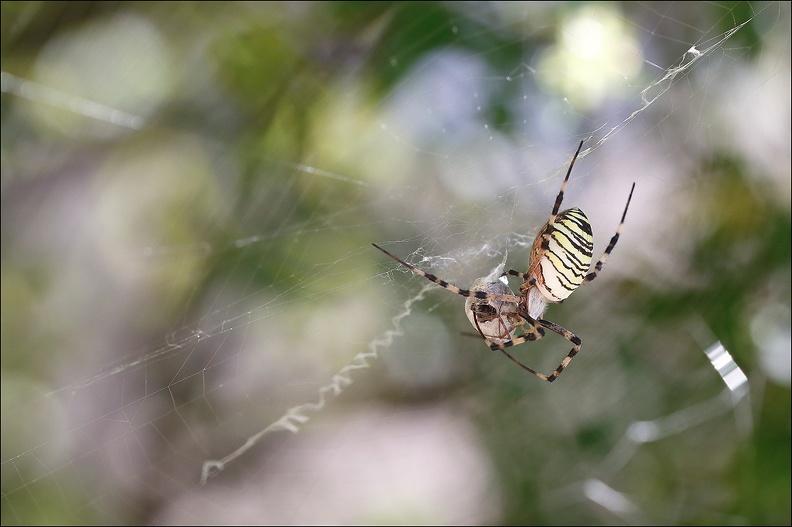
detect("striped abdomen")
[530,207,593,303]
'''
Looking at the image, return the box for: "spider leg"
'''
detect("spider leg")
[373,243,521,303]
[505,270,537,289]
[582,182,635,284]
[487,312,545,349]
[482,314,581,383]
[534,319,582,383]
[537,141,587,256]
[472,310,551,382]
[468,302,514,340]
[550,140,585,218]
[480,311,574,382]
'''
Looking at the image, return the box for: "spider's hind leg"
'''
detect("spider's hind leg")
[550,140,585,218]
[582,182,635,285]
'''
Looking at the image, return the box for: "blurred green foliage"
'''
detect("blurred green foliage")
[1,1,789,525]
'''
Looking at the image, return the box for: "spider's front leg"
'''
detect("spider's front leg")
[476,311,583,383]
[472,311,555,382]
[534,319,582,382]
[373,243,522,304]
[468,302,513,342]
[491,312,545,349]
[463,277,521,343]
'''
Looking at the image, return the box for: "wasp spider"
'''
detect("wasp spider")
[373,141,635,382]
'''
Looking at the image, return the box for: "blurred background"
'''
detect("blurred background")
[1,2,790,525]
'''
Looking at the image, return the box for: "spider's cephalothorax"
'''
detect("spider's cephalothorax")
[373,141,635,382]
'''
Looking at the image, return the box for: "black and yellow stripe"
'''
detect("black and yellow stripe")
[536,207,594,302]
[372,140,635,384]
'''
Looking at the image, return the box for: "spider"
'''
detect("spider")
[373,141,635,382]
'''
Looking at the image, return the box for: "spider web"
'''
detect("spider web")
[2,2,790,525]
